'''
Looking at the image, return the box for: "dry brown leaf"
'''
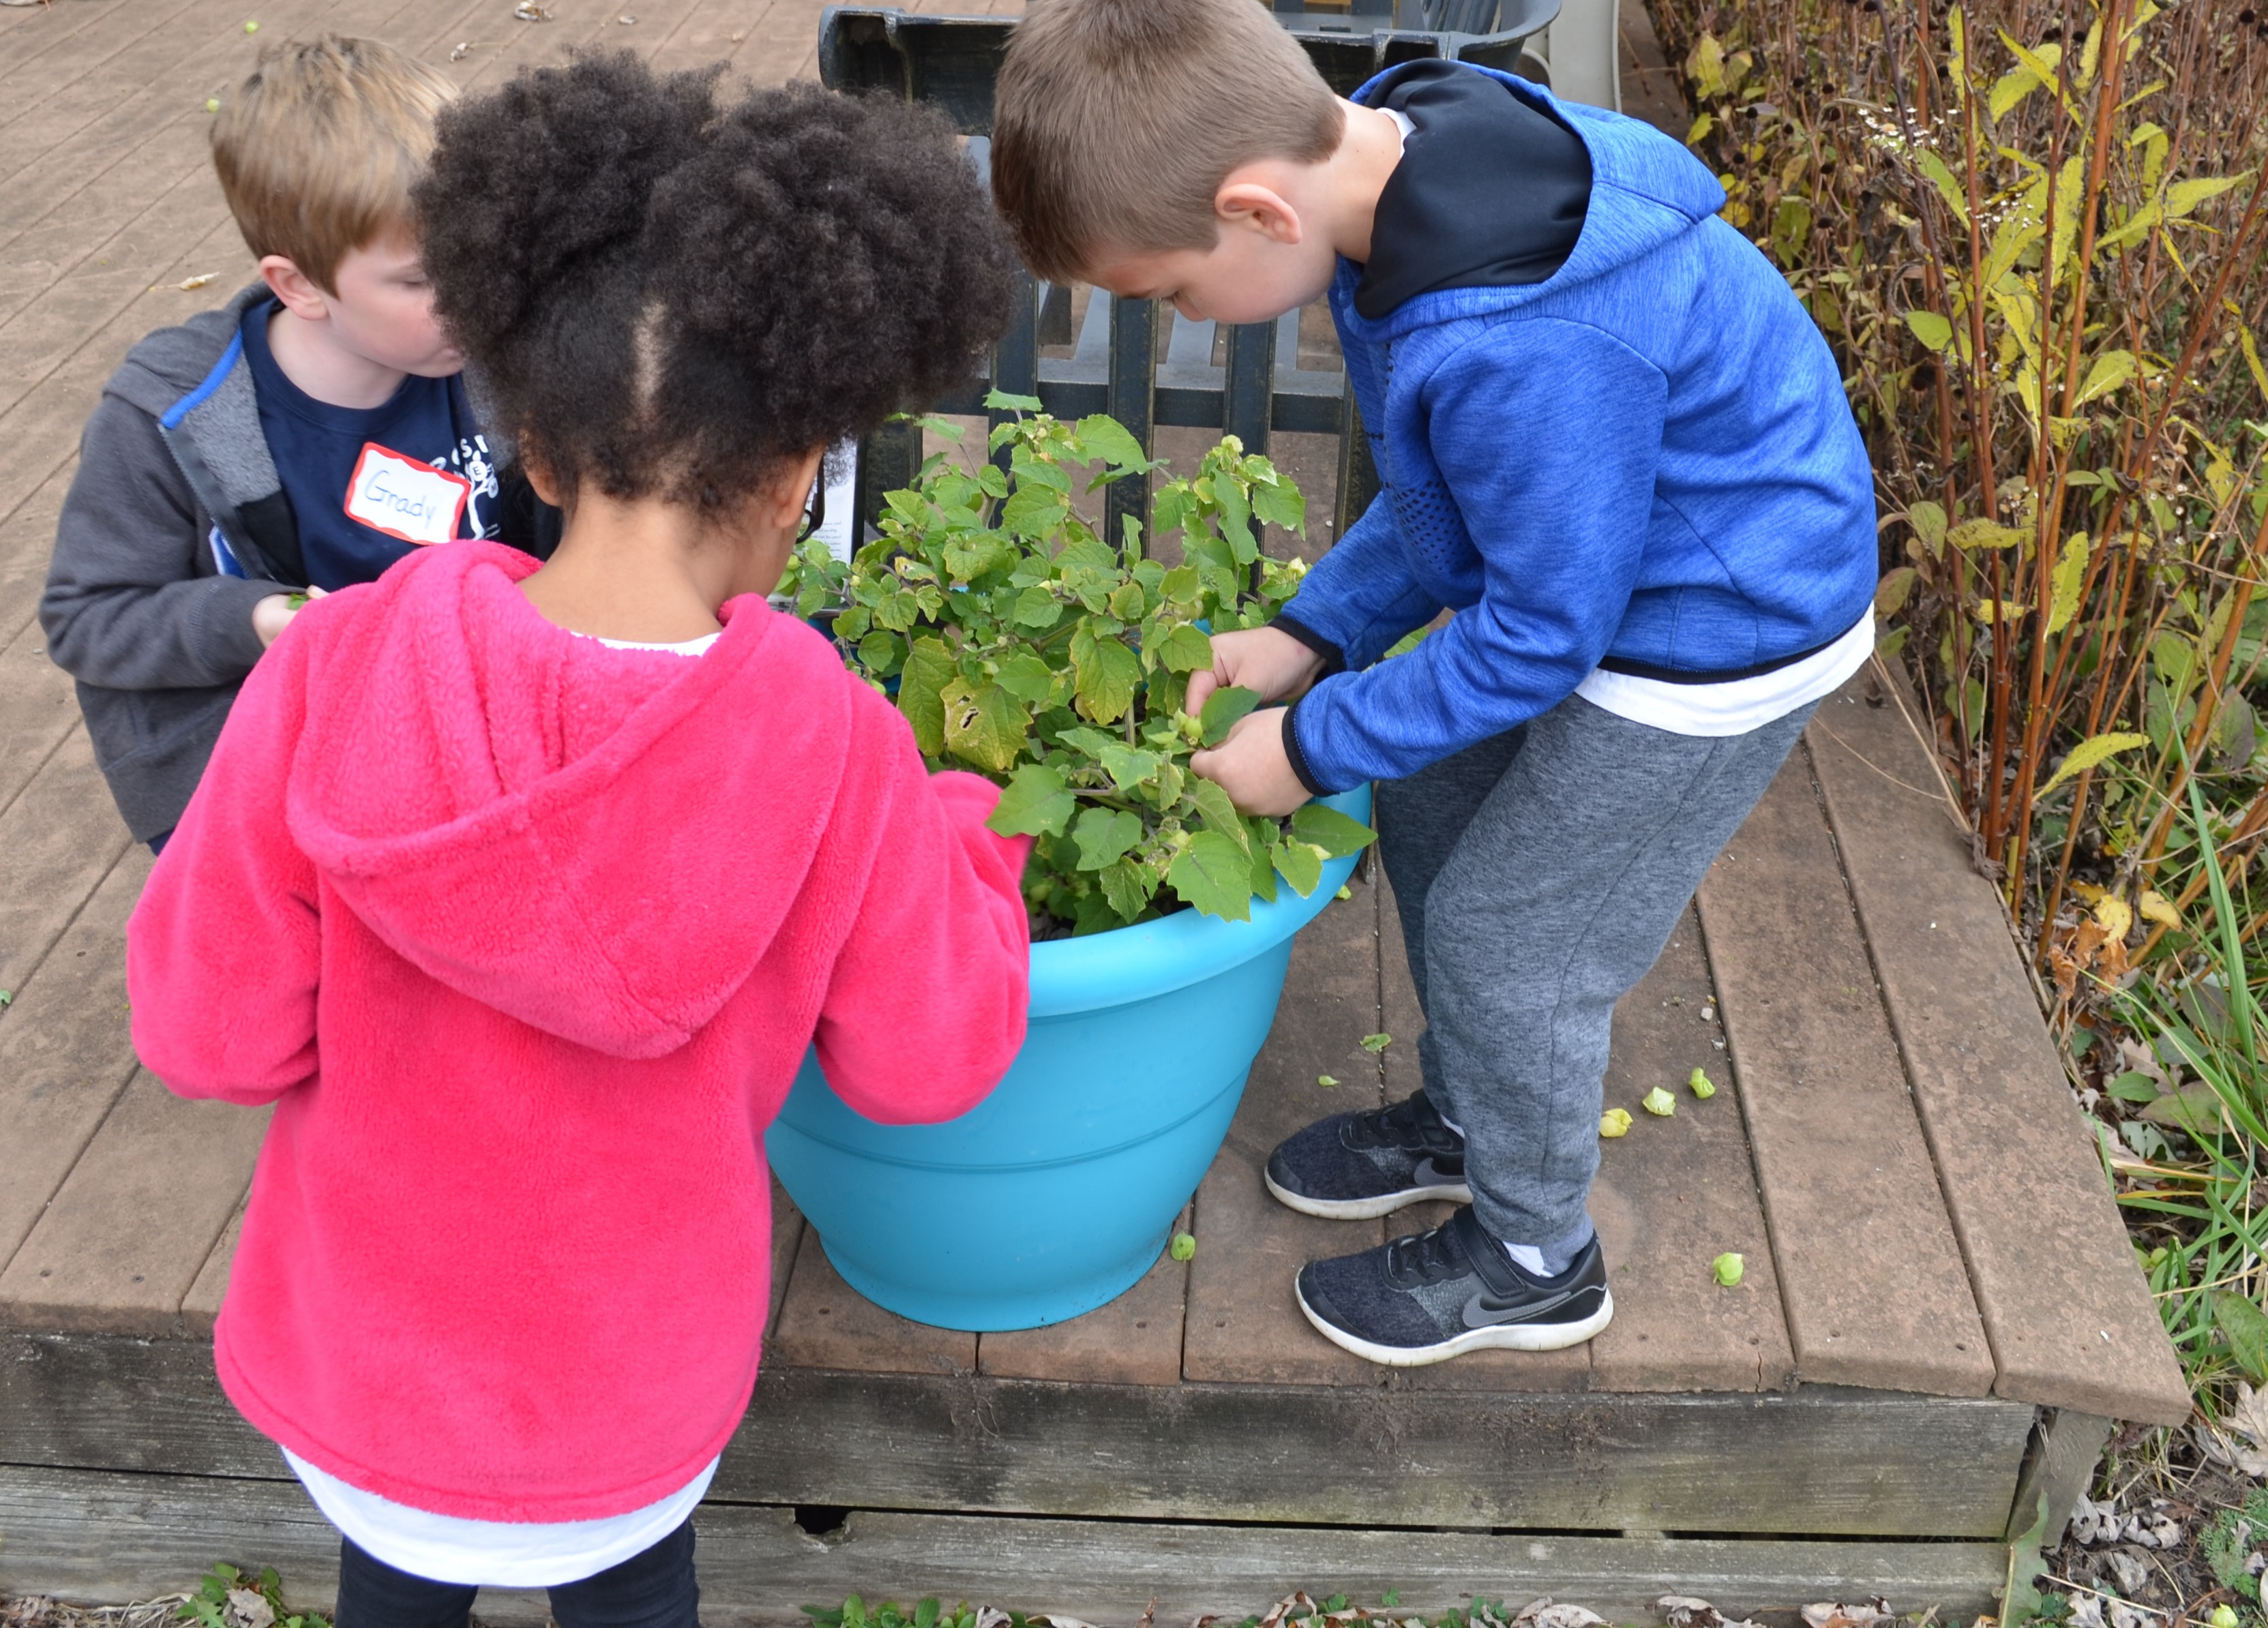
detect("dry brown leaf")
[1802,1603,1895,1628]
[1511,1604,1604,1628]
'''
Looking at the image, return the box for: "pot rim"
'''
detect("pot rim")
[1028,784,1373,1019]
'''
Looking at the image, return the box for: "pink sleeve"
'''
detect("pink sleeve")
[811,709,1034,1126]
[126,637,321,1106]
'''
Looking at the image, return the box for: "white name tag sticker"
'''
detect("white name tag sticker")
[344,443,471,547]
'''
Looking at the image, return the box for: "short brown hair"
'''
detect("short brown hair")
[991,0,1344,282]
[212,35,454,294]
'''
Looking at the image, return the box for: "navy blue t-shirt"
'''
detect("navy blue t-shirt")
[241,297,502,591]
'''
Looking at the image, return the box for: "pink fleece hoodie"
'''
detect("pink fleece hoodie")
[127,541,1031,1522]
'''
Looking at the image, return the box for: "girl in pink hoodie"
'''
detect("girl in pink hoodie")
[127,56,1030,1627]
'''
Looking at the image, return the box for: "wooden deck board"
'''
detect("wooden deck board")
[0,628,81,822]
[1588,914,1795,1394]
[0,849,149,1273]
[1697,759,1997,1398]
[1182,880,1388,1387]
[0,727,131,1004]
[0,0,205,164]
[0,1463,2015,1621]
[0,1068,268,1335]
[977,1207,1189,1387]
[1806,667,2192,1426]
[769,1224,980,1376]
[0,460,77,645]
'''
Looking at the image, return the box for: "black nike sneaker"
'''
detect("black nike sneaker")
[1264,1089,1471,1219]
[1294,1204,1613,1366]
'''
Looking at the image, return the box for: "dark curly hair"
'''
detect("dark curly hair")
[414,55,1018,509]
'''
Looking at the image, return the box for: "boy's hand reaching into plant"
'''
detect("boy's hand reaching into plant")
[1184,625,1325,714]
[1193,706,1311,817]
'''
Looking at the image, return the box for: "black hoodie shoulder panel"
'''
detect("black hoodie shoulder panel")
[1354,61,1594,320]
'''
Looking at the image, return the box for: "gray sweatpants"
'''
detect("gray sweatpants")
[1375,691,1816,1247]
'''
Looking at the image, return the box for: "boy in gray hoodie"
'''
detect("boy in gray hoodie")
[42,35,549,850]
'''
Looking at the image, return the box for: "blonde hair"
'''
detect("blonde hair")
[212,35,454,294]
[991,0,1344,283]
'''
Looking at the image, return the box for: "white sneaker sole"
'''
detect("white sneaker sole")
[1265,1167,1473,1220]
[1295,1279,1615,1368]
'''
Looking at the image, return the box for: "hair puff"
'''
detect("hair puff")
[415,55,1017,509]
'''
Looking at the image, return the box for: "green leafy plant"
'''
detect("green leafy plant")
[781,398,1375,935]
[179,1564,329,1628]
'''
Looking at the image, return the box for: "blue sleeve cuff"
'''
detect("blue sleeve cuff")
[1272,613,1345,678]
[1281,695,1334,797]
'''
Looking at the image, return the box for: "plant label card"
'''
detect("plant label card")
[345,443,471,546]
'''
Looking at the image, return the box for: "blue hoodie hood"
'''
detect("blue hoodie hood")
[1278,66,1877,792]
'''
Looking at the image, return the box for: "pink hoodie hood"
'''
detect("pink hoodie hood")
[287,543,848,1059]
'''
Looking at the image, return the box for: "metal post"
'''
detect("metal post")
[989,272,1039,475]
[1223,320,1277,456]
[1106,296,1158,554]
[1333,375,1381,544]
[855,419,921,537]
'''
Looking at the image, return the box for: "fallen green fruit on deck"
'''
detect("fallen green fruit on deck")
[1360,1032,1391,1053]
[1642,1085,1676,1117]
[243,18,258,30]
[2211,1607,2239,1628]
[1688,1067,1716,1099]
[1169,1233,1196,1262]
[1714,1252,1744,1287]
[1316,1074,1339,1088]
[1600,1108,1632,1138]
[205,98,222,112]
[1335,885,1352,900]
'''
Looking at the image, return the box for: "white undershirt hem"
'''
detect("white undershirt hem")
[284,1450,719,1588]
[1574,613,1874,737]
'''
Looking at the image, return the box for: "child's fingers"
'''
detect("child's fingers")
[1184,667,1224,714]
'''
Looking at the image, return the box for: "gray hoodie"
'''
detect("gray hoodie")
[40,284,548,843]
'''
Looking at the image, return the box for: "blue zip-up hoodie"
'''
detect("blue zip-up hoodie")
[1278,63,1877,794]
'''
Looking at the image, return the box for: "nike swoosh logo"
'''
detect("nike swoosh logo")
[1412,1157,1466,1187]
[1463,1288,1577,1329]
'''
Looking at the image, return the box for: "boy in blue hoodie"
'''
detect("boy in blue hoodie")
[992,0,1877,1365]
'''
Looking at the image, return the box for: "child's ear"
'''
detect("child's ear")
[761,445,828,534]
[521,447,563,509]
[1215,179,1304,246]
[259,255,332,321]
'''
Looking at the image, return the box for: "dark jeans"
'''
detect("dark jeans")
[333,1518,700,1628]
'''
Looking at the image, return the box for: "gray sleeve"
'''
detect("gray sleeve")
[40,394,288,691]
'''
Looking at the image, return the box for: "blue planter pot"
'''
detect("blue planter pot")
[766,785,1373,1331]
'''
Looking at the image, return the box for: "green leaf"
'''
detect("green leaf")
[1360,1032,1392,1053]
[856,630,904,675]
[1098,856,1156,922]
[987,764,1075,838]
[991,650,1058,706]
[1093,740,1163,792]
[2166,172,2251,221]
[2046,532,2091,635]
[1001,485,1069,541]
[1075,414,1149,469]
[1011,584,1062,629]
[2107,1070,2163,1104]
[1291,802,1377,858]
[1947,518,2025,550]
[1270,839,1325,897]
[897,636,955,756]
[1189,778,1252,855]
[1167,830,1254,922]
[1071,805,1144,870]
[1155,620,1215,673]
[1198,684,1263,747]
[1907,500,1948,555]
[2217,1292,2268,1385]
[2071,350,2136,408]
[940,679,1030,774]
[1251,477,1305,536]
[984,389,1043,412]
[1915,149,1971,226]
[1875,565,1918,620]
[1905,310,1955,352]
[1070,623,1142,724]
[2038,731,2151,796]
